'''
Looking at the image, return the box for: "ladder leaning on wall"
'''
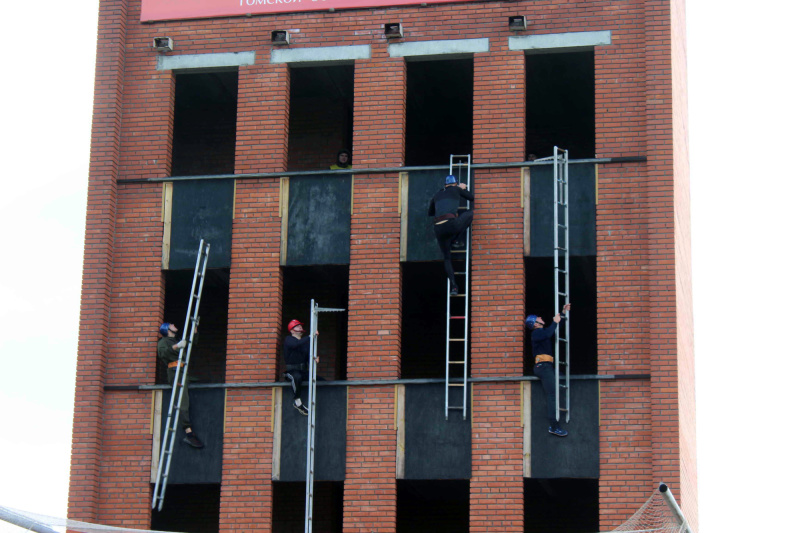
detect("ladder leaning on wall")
[552,147,571,423]
[445,154,471,421]
[152,239,211,511]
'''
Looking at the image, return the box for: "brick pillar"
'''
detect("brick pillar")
[219,60,289,531]
[469,45,525,532]
[68,0,126,524]
[645,0,683,513]
[342,56,405,533]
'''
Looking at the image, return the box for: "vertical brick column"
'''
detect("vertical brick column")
[645,0,682,513]
[68,0,125,524]
[470,45,525,532]
[220,61,289,531]
[342,56,404,533]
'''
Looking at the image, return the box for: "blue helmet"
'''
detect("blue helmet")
[159,323,171,336]
[445,175,457,186]
[525,315,539,329]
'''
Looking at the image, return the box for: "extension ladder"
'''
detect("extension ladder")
[152,239,211,511]
[552,147,571,423]
[304,299,346,533]
[445,154,471,421]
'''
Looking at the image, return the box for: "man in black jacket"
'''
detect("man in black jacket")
[283,319,319,415]
[526,303,571,437]
[428,174,475,295]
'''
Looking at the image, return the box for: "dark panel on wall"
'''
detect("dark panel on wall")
[160,389,225,484]
[529,380,598,478]
[169,179,234,270]
[272,481,344,533]
[401,263,448,379]
[279,386,347,481]
[151,483,220,533]
[406,170,472,262]
[286,175,351,266]
[529,163,595,257]
[404,383,471,479]
[524,478,599,533]
[397,480,469,533]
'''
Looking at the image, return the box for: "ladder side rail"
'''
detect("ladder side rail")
[563,151,570,422]
[445,280,452,418]
[304,300,318,533]
[461,155,471,420]
[552,147,561,420]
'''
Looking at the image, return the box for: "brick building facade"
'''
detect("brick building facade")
[69,0,696,531]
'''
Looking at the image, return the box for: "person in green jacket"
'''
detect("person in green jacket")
[157,322,204,448]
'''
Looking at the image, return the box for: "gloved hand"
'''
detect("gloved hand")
[175,339,187,349]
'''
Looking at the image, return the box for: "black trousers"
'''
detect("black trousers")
[284,369,309,401]
[433,210,474,289]
[167,367,192,430]
[533,362,560,428]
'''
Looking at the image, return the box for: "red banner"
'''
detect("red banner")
[141,0,474,22]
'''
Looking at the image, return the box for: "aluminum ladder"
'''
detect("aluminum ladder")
[445,154,471,420]
[304,299,346,533]
[552,147,571,423]
[152,239,211,511]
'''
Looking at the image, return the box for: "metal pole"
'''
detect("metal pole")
[0,508,60,533]
[658,483,693,533]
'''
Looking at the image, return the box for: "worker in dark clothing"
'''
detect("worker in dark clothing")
[330,149,352,170]
[525,303,571,437]
[283,319,319,415]
[428,175,475,295]
[157,323,204,448]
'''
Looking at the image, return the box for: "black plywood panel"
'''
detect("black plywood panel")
[170,180,234,269]
[160,388,225,484]
[406,170,472,262]
[529,163,595,257]
[529,380,599,478]
[279,386,347,481]
[404,383,471,479]
[286,175,351,266]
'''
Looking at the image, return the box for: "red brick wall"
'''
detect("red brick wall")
[72,1,694,531]
[68,0,126,524]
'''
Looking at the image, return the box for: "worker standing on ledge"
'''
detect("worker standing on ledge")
[284,319,319,416]
[157,323,204,448]
[526,303,571,437]
[428,174,475,296]
[330,149,352,170]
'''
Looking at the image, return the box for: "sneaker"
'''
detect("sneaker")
[450,286,459,296]
[294,403,309,416]
[182,434,205,448]
[548,426,568,437]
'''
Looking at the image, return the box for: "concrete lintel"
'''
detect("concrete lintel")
[270,44,371,64]
[388,38,489,58]
[157,51,256,71]
[508,30,612,52]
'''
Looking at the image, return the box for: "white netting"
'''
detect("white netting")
[611,490,688,532]
[1,487,688,533]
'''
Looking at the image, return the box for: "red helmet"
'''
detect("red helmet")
[287,319,304,332]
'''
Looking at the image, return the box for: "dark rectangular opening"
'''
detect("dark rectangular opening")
[397,480,469,533]
[526,51,594,159]
[401,262,461,379]
[524,479,598,532]
[280,265,349,381]
[406,59,473,166]
[172,70,238,176]
[524,257,596,375]
[151,483,220,533]
[288,65,354,171]
[272,481,343,533]
[160,269,229,384]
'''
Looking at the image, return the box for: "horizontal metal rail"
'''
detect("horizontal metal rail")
[105,373,650,391]
[120,156,646,184]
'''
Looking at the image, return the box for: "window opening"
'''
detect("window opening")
[272,481,344,533]
[151,483,220,533]
[397,480,469,533]
[524,478,598,533]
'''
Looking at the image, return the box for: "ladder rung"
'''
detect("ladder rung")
[558,407,569,411]
[555,246,567,251]
[558,292,568,296]
[449,360,465,364]
[556,268,567,273]
[448,383,465,387]
[450,316,465,319]
[558,224,568,228]
[449,294,466,298]
[449,338,465,341]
